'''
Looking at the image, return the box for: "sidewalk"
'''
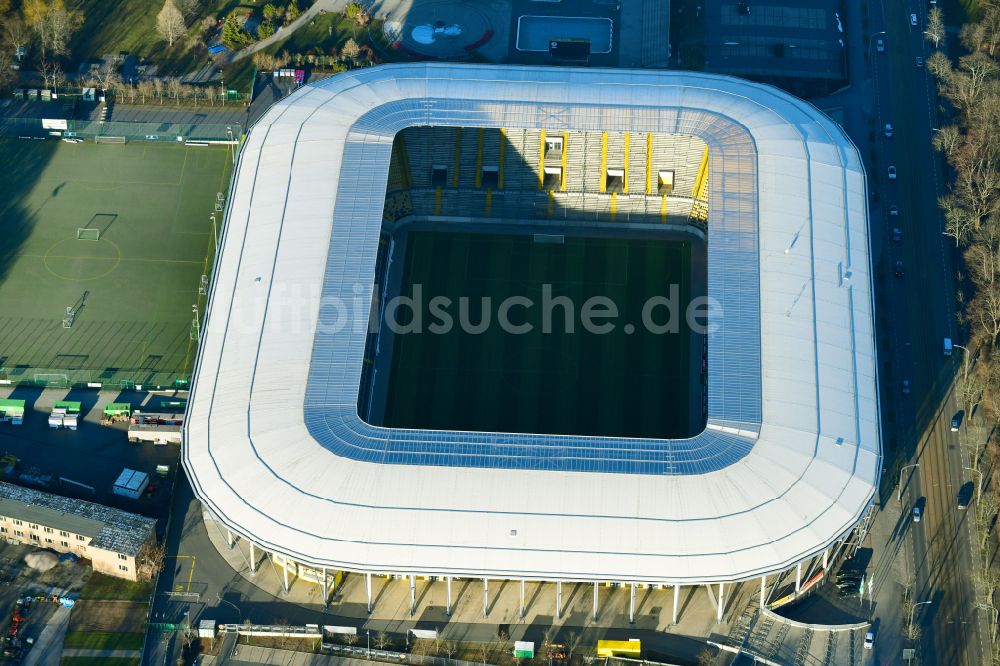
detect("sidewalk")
[23,605,70,666]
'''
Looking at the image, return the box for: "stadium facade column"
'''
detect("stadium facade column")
[366,572,373,613]
[281,555,290,593]
[520,580,526,619]
[226,529,234,549]
[795,562,802,592]
[628,584,635,624]
[672,585,680,624]
[556,581,562,618]
[446,576,452,616]
[249,542,257,574]
[322,567,328,608]
[409,575,416,616]
[759,576,766,608]
[823,549,829,570]
[717,583,724,623]
[592,582,598,621]
[483,578,489,619]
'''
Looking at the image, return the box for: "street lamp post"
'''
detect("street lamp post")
[898,463,920,503]
[954,343,972,384]
[210,213,219,254]
[909,600,932,637]
[367,629,370,659]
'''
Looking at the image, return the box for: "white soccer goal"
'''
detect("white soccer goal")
[76,228,100,241]
[95,135,127,144]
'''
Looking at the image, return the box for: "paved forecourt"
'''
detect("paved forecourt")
[185,64,880,586]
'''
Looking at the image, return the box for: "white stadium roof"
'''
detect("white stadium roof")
[184,63,880,584]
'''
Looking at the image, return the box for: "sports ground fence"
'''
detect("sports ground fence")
[0,116,243,144]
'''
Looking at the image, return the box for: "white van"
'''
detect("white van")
[943,338,953,356]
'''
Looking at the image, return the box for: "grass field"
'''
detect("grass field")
[0,139,232,387]
[381,231,693,439]
[62,658,140,666]
[63,631,145,651]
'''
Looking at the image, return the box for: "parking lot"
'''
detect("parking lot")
[0,387,182,529]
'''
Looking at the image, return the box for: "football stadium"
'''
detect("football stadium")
[184,64,880,620]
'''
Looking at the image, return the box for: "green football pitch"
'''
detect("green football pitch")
[0,139,232,388]
[382,231,694,439]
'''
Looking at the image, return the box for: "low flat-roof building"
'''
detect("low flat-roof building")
[0,482,156,581]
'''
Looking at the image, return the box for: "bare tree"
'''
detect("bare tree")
[85,60,121,94]
[374,631,392,650]
[344,632,359,647]
[152,77,165,104]
[933,124,962,159]
[167,77,183,103]
[0,48,15,94]
[156,0,186,47]
[697,647,716,666]
[3,15,30,64]
[926,6,945,48]
[26,0,83,58]
[341,37,360,60]
[175,0,201,20]
[135,540,166,582]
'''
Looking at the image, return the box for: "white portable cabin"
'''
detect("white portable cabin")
[112,468,149,500]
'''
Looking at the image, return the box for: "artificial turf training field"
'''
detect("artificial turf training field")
[0,139,232,387]
[382,231,693,439]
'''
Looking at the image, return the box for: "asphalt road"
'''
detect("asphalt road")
[871,0,990,662]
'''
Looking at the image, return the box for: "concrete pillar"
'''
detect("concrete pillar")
[520,580,526,620]
[556,582,562,619]
[483,578,489,619]
[629,584,635,624]
[592,582,598,622]
[366,573,372,613]
[672,584,680,624]
[795,562,802,593]
[322,567,329,608]
[759,575,767,609]
[717,583,724,623]
[282,556,290,594]
[249,542,257,574]
[823,549,829,571]
[446,576,452,616]
[226,529,234,549]
[409,575,416,617]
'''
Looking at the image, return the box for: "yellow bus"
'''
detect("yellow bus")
[596,639,641,658]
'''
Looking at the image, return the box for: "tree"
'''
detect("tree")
[374,631,391,650]
[221,14,253,49]
[341,37,360,60]
[285,0,300,22]
[24,0,83,58]
[262,3,279,21]
[85,60,121,93]
[0,48,15,94]
[697,647,716,666]
[257,20,275,39]
[926,6,944,48]
[3,15,29,64]
[174,0,200,20]
[156,0,186,47]
[933,124,962,159]
[135,540,166,582]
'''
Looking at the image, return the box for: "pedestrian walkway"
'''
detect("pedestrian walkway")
[23,605,70,666]
[60,648,143,658]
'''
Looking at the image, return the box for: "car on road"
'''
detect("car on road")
[876,38,886,52]
[884,123,893,138]
[895,260,905,277]
[892,227,902,242]
[958,481,974,509]
[951,411,964,431]
[913,505,922,522]
[916,56,924,67]
[889,204,899,216]
[910,12,918,25]
[888,165,897,179]
[864,632,875,650]
[902,378,911,394]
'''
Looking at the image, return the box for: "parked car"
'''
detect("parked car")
[902,378,911,394]
[910,12,918,25]
[951,410,964,431]
[916,56,924,67]
[876,38,886,52]
[884,123,894,137]
[895,260,905,277]
[888,165,897,179]
[892,227,901,242]
[958,481,974,509]
[913,505,922,522]
[864,632,875,650]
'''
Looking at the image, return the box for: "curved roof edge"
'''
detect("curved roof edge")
[183,63,881,585]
